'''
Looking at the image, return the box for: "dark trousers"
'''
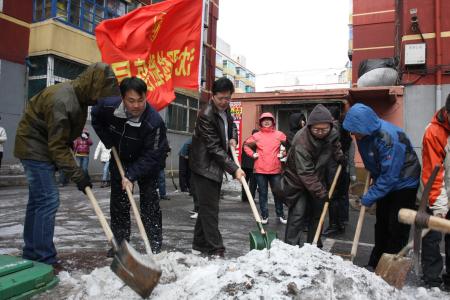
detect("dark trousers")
[285,192,324,248]
[241,168,257,202]
[190,174,199,212]
[254,173,284,219]
[179,156,191,192]
[367,188,417,268]
[422,209,450,286]
[328,170,350,226]
[0,151,2,168]
[109,163,162,253]
[191,172,224,254]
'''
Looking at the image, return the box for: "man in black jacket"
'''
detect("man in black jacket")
[91,77,169,255]
[189,77,245,257]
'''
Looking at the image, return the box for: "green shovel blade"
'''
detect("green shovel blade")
[249,230,277,250]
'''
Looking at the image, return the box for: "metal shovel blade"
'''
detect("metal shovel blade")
[375,253,412,289]
[110,240,162,298]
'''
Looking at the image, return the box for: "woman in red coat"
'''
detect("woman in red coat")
[244,112,287,224]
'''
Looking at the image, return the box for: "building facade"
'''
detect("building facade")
[351,0,450,155]
[215,37,255,93]
[0,0,32,166]
[0,0,219,173]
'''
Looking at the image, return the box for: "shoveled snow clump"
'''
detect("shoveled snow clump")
[59,240,446,299]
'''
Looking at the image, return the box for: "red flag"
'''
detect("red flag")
[95,0,202,111]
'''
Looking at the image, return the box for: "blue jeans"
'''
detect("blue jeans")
[21,159,60,265]
[76,156,89,175]
[255,173,284,219]
[102,161,110,181]
[158,169,166,197]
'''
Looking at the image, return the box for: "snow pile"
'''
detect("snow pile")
[59,240,445,300]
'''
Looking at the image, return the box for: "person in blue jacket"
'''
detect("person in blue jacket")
[343,103,421,270]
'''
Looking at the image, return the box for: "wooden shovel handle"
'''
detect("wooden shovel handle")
[313,165,342,245]
[398,208,450,234]
[85,186,114,242]
[350,172,371,261]
[230,147,266,235]
[111,147,153,255]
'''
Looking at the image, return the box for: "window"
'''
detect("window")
[28,55,87,99]
[236,67,246,77]
[235,80,245,91]
[215,68,223,79]
[245,86,255,93]
[246,73,255,82]
[167,94,199,133]
[215,53,223,66]
[33,0,131,34]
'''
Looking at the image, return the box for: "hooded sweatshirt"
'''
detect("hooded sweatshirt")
[244,112,286,174]
[422,107,450,216]
[279,104,342,206]
[343,103,420,206]
[14,62,120,183]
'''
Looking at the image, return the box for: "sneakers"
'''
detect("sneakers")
[190,212,198,219]
[279,216,287,224]
[160,195,170,200]
[261,218,268,225]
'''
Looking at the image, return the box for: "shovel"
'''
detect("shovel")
[375,229,430,289]
[84,187,161,298]
[230,147,277,250]
[347,172,371,261]
[375,164,440,289]
[313,165,342,246]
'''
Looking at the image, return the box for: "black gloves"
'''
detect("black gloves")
[77,175,93,194]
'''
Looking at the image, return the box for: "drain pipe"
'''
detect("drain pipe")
[435,0,442,110]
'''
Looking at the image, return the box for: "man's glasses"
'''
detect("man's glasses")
[311,127,331,134]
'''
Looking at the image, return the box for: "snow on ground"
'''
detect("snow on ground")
[58,240,446,300]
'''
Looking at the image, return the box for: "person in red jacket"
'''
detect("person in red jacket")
[73,129,93,176]
[244,112,287,224]
[421,93,450,290]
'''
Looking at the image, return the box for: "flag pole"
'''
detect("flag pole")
[197,0,206,97]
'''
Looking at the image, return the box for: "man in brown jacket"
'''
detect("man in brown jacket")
[277,104,344,247]
[14,63,120,267]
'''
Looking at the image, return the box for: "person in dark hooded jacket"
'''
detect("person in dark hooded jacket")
[277,104,344,247]
[286,113,306,152]
[91,76,169,255]
[14,62,120,266]
[241,129,259,202]
[343,103,420,270]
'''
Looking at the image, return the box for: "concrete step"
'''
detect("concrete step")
[0,164,25,176]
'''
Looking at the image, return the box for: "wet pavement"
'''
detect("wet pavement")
[0,179,376,274]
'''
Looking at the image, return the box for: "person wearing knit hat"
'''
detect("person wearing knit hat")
[420,93,450,289]
[275,104,344,247]
[343,103,420,271]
